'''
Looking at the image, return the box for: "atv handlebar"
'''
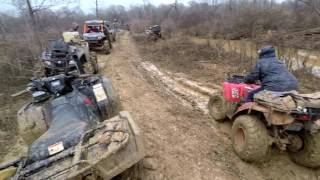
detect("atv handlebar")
[226,75,246,84]
[11,73,92,98]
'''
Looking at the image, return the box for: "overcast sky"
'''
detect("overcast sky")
[0,0,191,15]
[0,0,287,15]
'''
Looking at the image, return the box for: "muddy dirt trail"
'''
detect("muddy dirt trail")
[99,32,319,180]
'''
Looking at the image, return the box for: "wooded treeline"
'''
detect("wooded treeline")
[0,0,319,96]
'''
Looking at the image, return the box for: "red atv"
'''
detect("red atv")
[208,75,320,168]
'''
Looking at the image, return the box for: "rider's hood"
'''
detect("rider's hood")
[258,46,276,58]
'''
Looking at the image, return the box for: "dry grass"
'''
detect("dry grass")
[293,69,320,93]
[133,35,253,84]
[133,34,319,93]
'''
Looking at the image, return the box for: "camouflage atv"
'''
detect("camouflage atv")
[0,59,144,179]
[42,32,98,76]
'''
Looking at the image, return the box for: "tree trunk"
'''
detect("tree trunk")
[26,0,36,26]
[25,0,42,51]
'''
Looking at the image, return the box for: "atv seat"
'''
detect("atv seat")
[254,90,297,112]
[254,90,320,111]
[26,95,94,164]
[50,40,70,58]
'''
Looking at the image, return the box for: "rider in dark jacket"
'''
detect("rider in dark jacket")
[244,46,298,102]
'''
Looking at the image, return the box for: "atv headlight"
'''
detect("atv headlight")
[69,60,76,65]
[44,60,52,66]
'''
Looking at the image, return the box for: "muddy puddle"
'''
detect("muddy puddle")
[140,61,216,113]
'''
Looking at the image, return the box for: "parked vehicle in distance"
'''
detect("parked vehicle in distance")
[83,20,112,54]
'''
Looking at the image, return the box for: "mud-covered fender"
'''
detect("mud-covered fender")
[0,167,17,180]
[17,102,48,145]
[231,102,294,125]
[69,44,90,63]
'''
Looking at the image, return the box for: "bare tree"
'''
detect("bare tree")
[297,0,320,17]
[9,0,75,49]
[96,0,99,18]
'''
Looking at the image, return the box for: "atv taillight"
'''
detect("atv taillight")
[297,114,311,121]
[83,97,93,105]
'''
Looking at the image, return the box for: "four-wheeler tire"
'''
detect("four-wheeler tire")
[100,76,121,119]
[112,161,143,180]
[231,115,270,162]
[84,53,98,75]
[208,92,227,121]
[84,61,94,74]
[289,132,320,168]
[89,52,99,74]
[104,46,111,54]
[105,40,112,53]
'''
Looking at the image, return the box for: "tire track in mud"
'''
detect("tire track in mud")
[99,33,248,180]
[140,61,215,113]
[100,32,320,180]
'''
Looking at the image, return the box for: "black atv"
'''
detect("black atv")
[42,39,98,76]
[0,61,145,179]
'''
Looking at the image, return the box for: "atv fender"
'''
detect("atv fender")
[68,111,145,179]
[17,103,48,145]
[231,102,294,125]
[0,167,17,179]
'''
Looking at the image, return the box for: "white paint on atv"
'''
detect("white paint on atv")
[140,61,218,114]
[48,141,64,155]
[93,83,108,102]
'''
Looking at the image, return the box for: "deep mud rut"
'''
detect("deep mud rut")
[99,32,320,180]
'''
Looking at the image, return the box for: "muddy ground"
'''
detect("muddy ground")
[1,32,320,179]
[100,32,320,179]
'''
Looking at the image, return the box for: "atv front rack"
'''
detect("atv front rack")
[12,111,144,180]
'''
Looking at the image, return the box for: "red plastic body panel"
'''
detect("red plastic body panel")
[223,82,260,102]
